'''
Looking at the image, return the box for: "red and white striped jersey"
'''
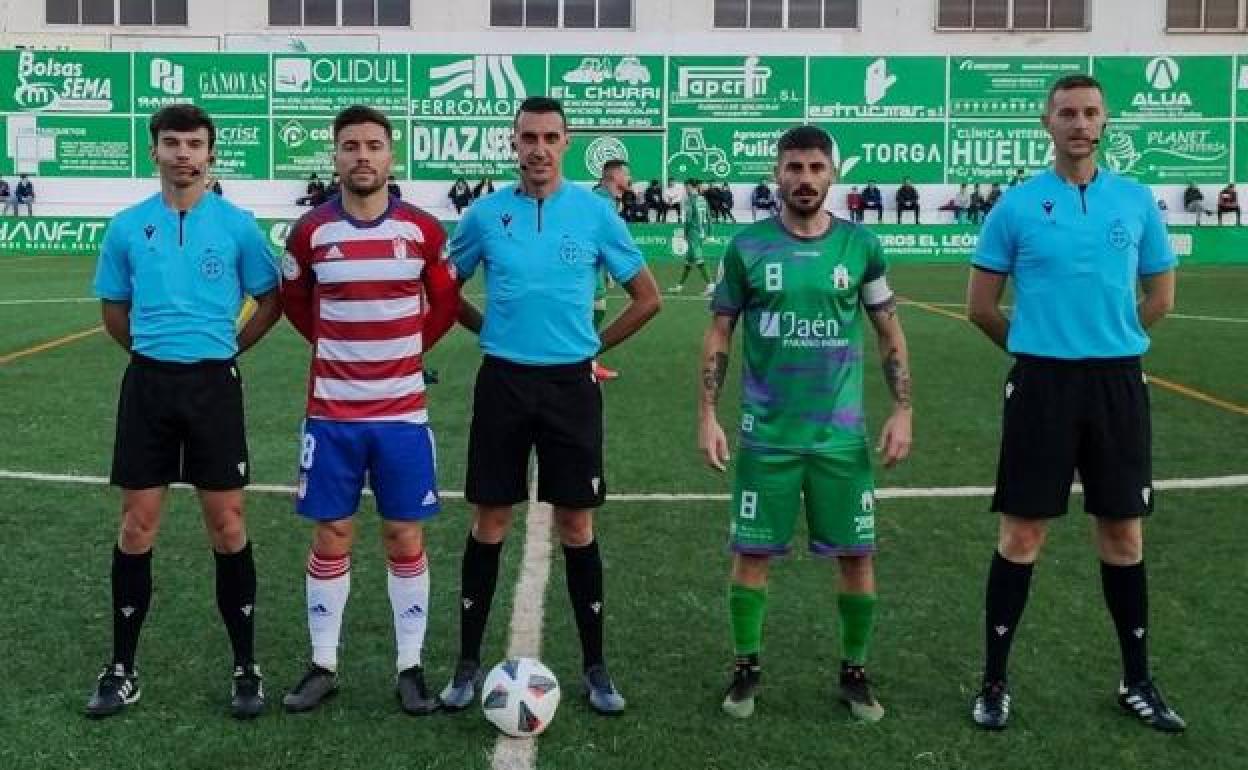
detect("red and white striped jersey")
[280,198,459,423]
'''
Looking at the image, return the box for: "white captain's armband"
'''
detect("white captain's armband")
[861,276,894,310]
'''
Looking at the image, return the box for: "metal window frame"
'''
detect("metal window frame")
[1164,0,1248,32]
[46,0,192,26]
[711,0,862,30]
[487,0,634,29]
[933,0,1088,31]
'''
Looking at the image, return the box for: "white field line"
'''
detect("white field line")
[896,299,1248,325]
[3,469,1246,499]
[490,480,554,770]
[0,297,95,306]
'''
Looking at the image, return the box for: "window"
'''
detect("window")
[713,0,858,28]
[1167,0,1246,30]
[490,0,633,28]
[935,0,1085,30]
[48,0,188,24]
[267,0,411,26]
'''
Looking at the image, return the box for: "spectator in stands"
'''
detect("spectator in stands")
[448,177,473,214]
[641,179,665,222]
[984,182,1002,215]
[847,185,865,222]
[0,177,12,212]
[896,177,920,223]
[1183,182,1211,225]
[1008,168,1027,189]
[387,175,402,199]
[621,186,648,223]
[663,179,684,222]
[296,173,326,206]
[861,181,884,222]
[473,176,495,199]
[954,183,972,223]
[10,174,35,216]
[969,183,987,224]
[751,179,779,219]
[716,182,737,223]
[1217,182,1241,225]
[326,172,341,199]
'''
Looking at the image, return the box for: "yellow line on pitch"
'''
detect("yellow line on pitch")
[1147,375,1248,417]
[899,296,968,322]
[0,325,104,366]
[900,296,1248,418]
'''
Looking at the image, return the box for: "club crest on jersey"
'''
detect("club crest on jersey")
[281,252,300,280]
[393,237,408,260]
[1107,219,1131,251]
[143,224,155,240]
[831,264,851,290]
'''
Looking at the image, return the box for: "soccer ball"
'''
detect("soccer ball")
[481,657,561,737]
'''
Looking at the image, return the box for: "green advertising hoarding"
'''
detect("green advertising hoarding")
[566,133,663,183]
[1235,122,1247,182]
[1101,121,1231,183]
[1095,55,1231,119]
[820,121,945,183]
[949,56,1087,117]
[947,121,1054,183]
[273,116,408,180]
[667,56,804,119]
[272,53,408,116]
[548,54,664,129]
[410,54,546,121]
[134,117,270,179]
[0,50,130,114]
[408,120,517,181]
[133,53,269,116]
[1237,56,1248,118]
[666,122,788,183]
[11,115,132,176]
[808,56,946,119]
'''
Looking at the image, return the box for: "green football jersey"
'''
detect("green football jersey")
[710,216,888,453]
[686,194,711,238]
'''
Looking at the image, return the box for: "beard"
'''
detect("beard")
[343,169,386,197]
[781,186,829,217]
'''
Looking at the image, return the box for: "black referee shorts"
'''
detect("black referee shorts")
[110,353,250,491]
[992,355,1153,520]
[465,355,605,509]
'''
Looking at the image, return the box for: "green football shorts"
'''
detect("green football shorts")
[730,445,877,556]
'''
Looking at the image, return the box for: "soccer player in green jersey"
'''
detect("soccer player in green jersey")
[590,159,630,380]
[699,125,913,722]
[670,179,715,295]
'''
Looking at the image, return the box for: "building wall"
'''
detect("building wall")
[3,1,1244,220]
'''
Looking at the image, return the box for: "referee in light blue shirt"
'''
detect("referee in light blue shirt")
[87,104,280,720]
[439,97,661,716]
[966,74,1183,733]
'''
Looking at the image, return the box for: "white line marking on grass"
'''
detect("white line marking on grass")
[3,469,1246,499]
[491,481,553,770]
[1168,312,1248,324]
[0,297,95,306]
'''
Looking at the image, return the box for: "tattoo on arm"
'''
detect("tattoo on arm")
[702,352,729,404]
[883,346,911,408]
[868,296,898,322]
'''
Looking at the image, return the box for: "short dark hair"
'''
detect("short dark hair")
[333,105,393,143]
[776,125,834,160]
[601,159,628,176]
[149,104,215,147]
[514,96,567,129]
[1046,74,1103,110]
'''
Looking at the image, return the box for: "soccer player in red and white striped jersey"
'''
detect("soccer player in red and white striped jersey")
[279,105,458,716]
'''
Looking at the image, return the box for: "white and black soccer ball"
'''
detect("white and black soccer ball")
[481,657,561,737]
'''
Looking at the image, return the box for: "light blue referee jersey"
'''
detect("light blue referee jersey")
[450,180,645,365]
[972,168,1176,359]
[93,192,278,363]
